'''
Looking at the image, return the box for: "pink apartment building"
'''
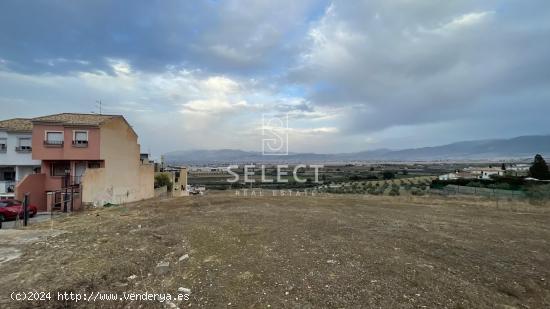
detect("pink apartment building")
[16,113,154,211]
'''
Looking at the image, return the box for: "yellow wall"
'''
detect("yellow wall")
[81,117,154,206]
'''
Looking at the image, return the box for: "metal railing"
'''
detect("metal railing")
[61,175,82,187]
[51,186,81,212]
[72,140,89,147]
[0,181,16,194]
[43,140,64,147]
[15,146,32,152]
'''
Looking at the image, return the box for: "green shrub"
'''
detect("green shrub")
[411,187,425,196]
[155,173,173,191]
[389,184,400,196]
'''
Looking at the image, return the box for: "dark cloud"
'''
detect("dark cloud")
[0,0,317,75]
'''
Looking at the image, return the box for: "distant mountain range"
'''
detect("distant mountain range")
[164,135,550,164]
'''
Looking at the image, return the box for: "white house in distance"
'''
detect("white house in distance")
[0,118,41,199]
[438,171,477,181]
[465,167,506,180]
[439,166,508,181]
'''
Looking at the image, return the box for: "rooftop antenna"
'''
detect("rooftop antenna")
[95,100,102,115]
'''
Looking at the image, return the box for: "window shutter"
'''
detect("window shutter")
[75,131,88,141]
[47,132,63,142]
[19,138,31,147]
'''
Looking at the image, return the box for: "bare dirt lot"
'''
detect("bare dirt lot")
[1,192,549,308]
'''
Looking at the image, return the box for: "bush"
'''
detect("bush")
[155,173,173,191]
[389,184,400,196]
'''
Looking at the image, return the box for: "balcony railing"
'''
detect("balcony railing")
[62,175,82,188]
[15,146,32,153]
[72,140,89,148]
[44,140,64,147]
[0,181,15,194]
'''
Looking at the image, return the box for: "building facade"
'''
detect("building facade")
[15,113,154,210]
[0,119,41,199]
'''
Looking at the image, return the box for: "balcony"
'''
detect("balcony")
[72,140,89,148]
[0,180,15,194]
[61,175,82,188]
[44,140,64,147]
[15,146,32,153]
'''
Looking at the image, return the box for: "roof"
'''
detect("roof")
[465,167,504,172]
[455,172,476,178]
[0,118,33,132]
[32,113,119,126]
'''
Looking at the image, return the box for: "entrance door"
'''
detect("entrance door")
[74,162,87,184]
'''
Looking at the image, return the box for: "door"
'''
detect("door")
[75,162,87,184]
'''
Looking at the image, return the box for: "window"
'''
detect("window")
[3,171,15,181]
[51,161,70,176]
[0,138,6,152]
[16,138,32,152]
[73,130,88,147]
[45,131,64,145]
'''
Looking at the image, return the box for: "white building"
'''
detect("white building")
[478,170,505,180]
[464,167,506,180]
[0,118,41,199]
[438,171,477,181]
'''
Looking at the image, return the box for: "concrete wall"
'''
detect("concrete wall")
[80,118,154,206]
[15,173,46,211]
[154,185,168,198]
[39,161,64,192]
[0,130,40,166]
[139,163,154,199]
[175,167,188,196]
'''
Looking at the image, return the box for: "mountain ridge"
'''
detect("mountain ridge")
[164,135,550,164]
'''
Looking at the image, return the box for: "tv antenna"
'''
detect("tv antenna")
[94,100,102,115]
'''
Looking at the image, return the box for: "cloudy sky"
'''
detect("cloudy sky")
[1,1,549,156]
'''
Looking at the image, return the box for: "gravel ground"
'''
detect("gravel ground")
[0,193,549,308]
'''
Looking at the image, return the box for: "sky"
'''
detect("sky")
[1,0,549,156]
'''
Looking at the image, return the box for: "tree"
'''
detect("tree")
[155,173,173,191]
[529,154,550,180]
[501,163,506,171]
[389,184,400,196]
[382,171,395,180]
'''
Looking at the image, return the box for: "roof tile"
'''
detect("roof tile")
[0,118,33,132]
[32,113,119,126]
